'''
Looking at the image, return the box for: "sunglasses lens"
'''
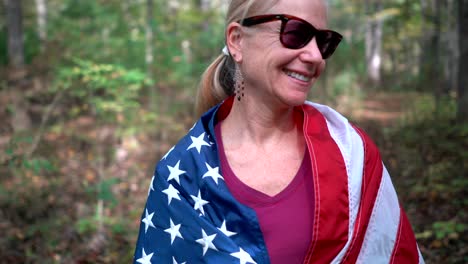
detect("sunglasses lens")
[282,18,342,59]
[281,19,313,49]
[317,31,342,59]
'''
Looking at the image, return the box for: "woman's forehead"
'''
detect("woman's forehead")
[264,0,328,28]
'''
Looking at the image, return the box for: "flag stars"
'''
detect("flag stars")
[196,229,218,256]
[202,163,224,185]
[162,184,181,205]
[167,161,186,184]
[142,209,156,233]
[187,133,210,153]
[191,190,209,216]
[164,218,183,244]
[136,248,154,264]
[218,220,237,237]
[230,247,257,264]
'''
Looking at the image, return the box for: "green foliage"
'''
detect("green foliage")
[85,177,120,207]
[397,96,467,194]
[52,59,149,125]
[331,70,360,97]
[23,27,41,64]
[0,30,7,65]
[22,158,56,175]
[76,217,97,235]
[2,0,466,263]
[97,178,120,205]
[49,0,144,67]
[153,0,225,89]
[392,95,467,250]
[3,134,32,161]
[433,221,467,240]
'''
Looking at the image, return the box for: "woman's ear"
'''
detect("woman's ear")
[226,22,243,63]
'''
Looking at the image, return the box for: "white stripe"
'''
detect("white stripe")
[356,167,400,264]
[418,244,425,264]
[305,101,364,264]
[331,126,365,264]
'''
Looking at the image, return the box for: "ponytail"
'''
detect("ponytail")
[195,54,235,116]
[195,0,279,117]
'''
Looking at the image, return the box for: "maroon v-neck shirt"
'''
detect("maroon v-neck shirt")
[215,122,314,264]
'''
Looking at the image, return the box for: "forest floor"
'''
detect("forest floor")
[0,91,466,263]
[352,92,467,263]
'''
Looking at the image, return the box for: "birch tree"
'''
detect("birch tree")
[365,0,383,86]
[35,0,47,52]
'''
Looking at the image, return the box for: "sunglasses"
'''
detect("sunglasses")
[239,14,342,59]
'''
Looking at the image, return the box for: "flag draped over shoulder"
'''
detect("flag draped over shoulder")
[133,97,424,264]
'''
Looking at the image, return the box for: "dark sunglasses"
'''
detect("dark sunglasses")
[239,14,342,59]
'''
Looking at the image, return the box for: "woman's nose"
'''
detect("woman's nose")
[299,38,324,63]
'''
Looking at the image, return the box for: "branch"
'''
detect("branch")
[24,89,64,159]
[0,90,65,165]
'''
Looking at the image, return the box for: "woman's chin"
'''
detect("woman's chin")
[278,94,309,108]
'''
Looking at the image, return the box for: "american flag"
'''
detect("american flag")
[134,98,424,264]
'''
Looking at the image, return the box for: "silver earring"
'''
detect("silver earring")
[234,65,244,101]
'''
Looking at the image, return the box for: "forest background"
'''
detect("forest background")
[0,0,467,263]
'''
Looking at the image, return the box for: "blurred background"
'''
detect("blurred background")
[0,0,467,263]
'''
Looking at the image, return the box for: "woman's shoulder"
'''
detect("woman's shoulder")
[155,111,219,176]
[303,101,381,158]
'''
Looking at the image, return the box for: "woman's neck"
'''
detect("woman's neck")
[221,95,303,148]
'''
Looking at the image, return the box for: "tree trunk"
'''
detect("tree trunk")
[145,0,161,117]
[419,0,447,103]
[457,0,468,122]
[365,0,383,87]
[145,0,154,78]
[3,0,31,132]
[432,0,444,113]
[4,0,25,68]
[35,0,47,53]
[444,0,459,95]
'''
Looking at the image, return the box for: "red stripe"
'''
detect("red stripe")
[302,105,349,263]
[390,208,419,264]
[341,126,384,264]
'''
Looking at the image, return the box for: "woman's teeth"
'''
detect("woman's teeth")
[285,70,310,82]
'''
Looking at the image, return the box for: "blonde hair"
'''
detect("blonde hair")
[195,0,279,116]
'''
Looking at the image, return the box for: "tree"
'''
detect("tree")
[35,0,47,52]
[3,0,24,68]
[364,0,383,86]
[3,0,31,131]
[145,0,154,78]
[458,0,468,122]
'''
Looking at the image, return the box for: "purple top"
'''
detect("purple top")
[215,123,314,264]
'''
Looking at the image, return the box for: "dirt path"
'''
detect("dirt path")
[352,92,415,128]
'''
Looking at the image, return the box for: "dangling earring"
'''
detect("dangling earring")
[234,65,245,101]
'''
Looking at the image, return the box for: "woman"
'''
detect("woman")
[134,0,424,263]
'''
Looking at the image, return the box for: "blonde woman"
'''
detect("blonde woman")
[134,0,424,263]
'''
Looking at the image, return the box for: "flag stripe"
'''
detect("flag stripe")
[306,103,366,264]
[389,209,421,264]
[356,166,400,263]
[302,104,349,263]
[341,126,384,264]
[329,125,364,264]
